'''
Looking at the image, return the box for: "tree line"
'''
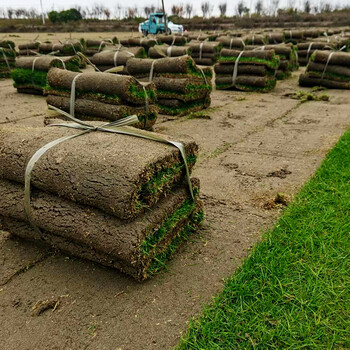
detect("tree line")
[0,1,348,22]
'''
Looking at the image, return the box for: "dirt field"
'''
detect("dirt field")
[1,33,350,350]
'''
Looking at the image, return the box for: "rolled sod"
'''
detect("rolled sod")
[0,125,198,219]
[266,32,285,44]
[307,62,350,78]
[215,75,275,87]
[0,40,15,50]
[120,38,157,50]
[46,68,156,106]
[0,178,203,281]
[283,30,304,41]
[46,95,157,130]
[215,37,245,49]
[126,56,210,78]
[187,41,222,53]
[11,56,81,93]
[214,63,272,76]
[148,45,190,58]
[157,35,187,46]
[311,50,350,67]
[91,47,147,68]
[18,42,40,50]
[18,49,39,56]
[299,73,350,89]
[297,42,332,50]
[243,34,266,45]
[219,49,280,69]
[157,97,211,116]
[153,76,212,94]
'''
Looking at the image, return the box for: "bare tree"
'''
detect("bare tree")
[171,5,184,16]
[144,6,151,16]
[219,3,227,16]
[255,0,263,14]
[103,8,111,19]
[185,3,193,18]
[201,1,209,17]
[237,1,249,16]
[7,8,13,19]
[303,0,311,13]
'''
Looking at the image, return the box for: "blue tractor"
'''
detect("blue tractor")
[139,13,183,36]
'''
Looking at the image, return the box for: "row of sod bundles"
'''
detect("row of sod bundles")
[0,125,203,280]
[119,38,157,52]
[18,41,41,56]
[187,41,222,66]
[148,44,191,58]
[126,56,213,116]
[45,68,158,129]
[245,43,299,79]
[0,47,16,78]
[297,42,332,66]
[156,34,187,46]
[215,49,279,92]
[299,50,350,89]
[85,38,119,56]
[11,56,81,94]
[90,46,147,72]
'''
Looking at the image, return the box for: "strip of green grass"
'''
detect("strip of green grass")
[178,128,350,349]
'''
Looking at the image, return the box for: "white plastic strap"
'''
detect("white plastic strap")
[199,42,204,60]
[306,42,314,61]
[149,60,156,82]
[231,50,244,87]
[167,46,173,57]
[70,73,83,117]
[0,48,10,71]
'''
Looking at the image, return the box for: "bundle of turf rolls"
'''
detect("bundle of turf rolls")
[18,41,41,56]
[148,44,191,58]
[45,68,157,129]
[0,40,16,78]
[85,38,118,56]
[0,125,203,281]
[39,39,86,56]
[244,44,299,79]
[126,55,212,116]
[215,49,279,92]
[299,50,350,89]
[156,34,187,46]
[187,41,222,66]
[297,42,331,66]
[119,37,157,53]
[11,56,81,94]
[90,46,147,72]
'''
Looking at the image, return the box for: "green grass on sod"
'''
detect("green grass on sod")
[178,129,350,349]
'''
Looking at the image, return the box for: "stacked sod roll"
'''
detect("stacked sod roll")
[215,49,279,92]
[283,30,304,44]
[0,125,203,281]
[297,42,332,66]
[148,45,191,58]
[0,44,16,78]
[39,39,86,56]
[242,34,266,46]
[245,44,299,79]
[266,32,285,44]
[85,39,116,56]
[126,56,213,116]
[119,38,157,52]
[156,35,187,46]
[215,36,246,50]
[45,68,158,129]
[11,56,81,94]
[90,46,147,72]
[18,42,41,56]
[299,50,350,89]
[187,41,222,66]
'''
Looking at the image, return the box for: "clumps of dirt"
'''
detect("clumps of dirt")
[285,90,329,103]
[32,298,60,316]
[263,193,291,210]
[267,167,292,179]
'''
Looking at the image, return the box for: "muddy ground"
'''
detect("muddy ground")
[1,33,350,350]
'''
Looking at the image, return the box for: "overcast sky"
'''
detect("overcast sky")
[2,0,350,16]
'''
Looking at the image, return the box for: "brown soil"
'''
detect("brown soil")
[1,34,350,349]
